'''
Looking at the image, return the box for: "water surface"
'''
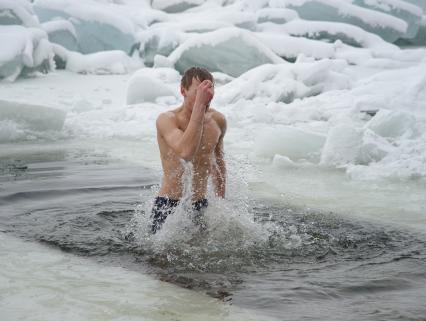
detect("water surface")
[1,142,426,320]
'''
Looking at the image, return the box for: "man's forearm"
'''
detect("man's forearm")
[178,103,205,160]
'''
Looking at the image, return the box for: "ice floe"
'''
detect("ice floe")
[155,27,284,77]
[33,0,138,54]
[0,99,66,141]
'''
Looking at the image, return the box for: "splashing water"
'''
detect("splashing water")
[127,156,303,273]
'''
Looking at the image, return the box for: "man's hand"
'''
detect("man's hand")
[194,80,214,111]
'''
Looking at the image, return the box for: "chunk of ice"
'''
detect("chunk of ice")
[126,68,179,104]
[352,0,422,39]
[0,0,40,27]
[256,8,299,24]
[0,99,66,132]
[218,59,350,104]
[255,125,326,161]
[398,15,426,46]
[151,0,204,13]
[270,0,408,43]
[366,109,416,138]
[277,20,399,52]
[52,44,139,75]
[138,25,182,67]
[42,20,78,52]
[320,123,363,166]
[254,31,336,60]
[0,25,53,81]
[155,27,283,77]
[404,0,426,12]
[34,0,137,54]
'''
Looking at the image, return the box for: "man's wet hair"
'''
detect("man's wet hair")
[181,67,214,89]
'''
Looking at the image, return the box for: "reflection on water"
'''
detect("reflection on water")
[1,146,426,320]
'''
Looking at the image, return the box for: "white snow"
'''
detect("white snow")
[33,0,138,54]
[0,26,54,81]
[263,19,399,52]
[126,67,180,104]
[256,8,299,24]
[156,27,284,77]
[42,19,76,37]
[351,0,423,39]
[0,0,40,28]
[52,44,140,75]
[270,0,408,42]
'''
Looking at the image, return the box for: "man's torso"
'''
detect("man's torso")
[157,108,222,200]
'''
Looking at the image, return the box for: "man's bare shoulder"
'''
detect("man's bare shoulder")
[209,108,227,133]
[156,108,180,126]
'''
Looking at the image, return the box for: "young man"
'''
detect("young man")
[151,67,227,233]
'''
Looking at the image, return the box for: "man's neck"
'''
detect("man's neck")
[180,100,193,120]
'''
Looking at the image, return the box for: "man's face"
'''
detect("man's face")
[181,77,214,109]
[181,77,201,106]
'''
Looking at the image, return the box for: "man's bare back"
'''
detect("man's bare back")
[150,67,226,233]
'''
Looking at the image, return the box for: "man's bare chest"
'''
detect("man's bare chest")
[179,120,220,155]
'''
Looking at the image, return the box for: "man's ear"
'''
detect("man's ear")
[180,85,186,97]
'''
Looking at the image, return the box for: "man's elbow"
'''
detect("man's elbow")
[178,148,195,161]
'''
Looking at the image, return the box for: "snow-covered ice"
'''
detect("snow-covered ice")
[155,28,284,77]
[0,25,53,81]
[33,0,138,54]
[0,0,40,28]
[126,67,180,104]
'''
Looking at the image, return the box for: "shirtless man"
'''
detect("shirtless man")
[151,67,227,233]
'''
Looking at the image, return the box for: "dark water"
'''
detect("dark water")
[1,146,426,321]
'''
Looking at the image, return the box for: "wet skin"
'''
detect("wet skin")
[156,78,227,201]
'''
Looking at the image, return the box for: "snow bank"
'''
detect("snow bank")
[155,28,284,77]
[0,26,53,81]
[33,0,137,54]
[218,59,350,104]
[270,0,408,43]
[0,0,40,27]
[126,67,180,104]
[52,44,139,74]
